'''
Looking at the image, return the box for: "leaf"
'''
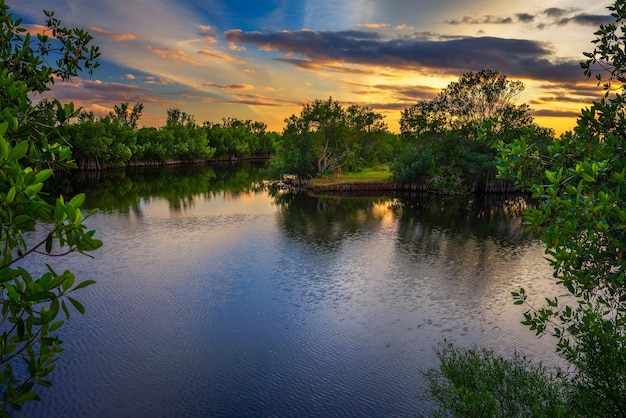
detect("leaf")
[68,193,85,208]
[6,186,16,204]
[55,198,66,222]
[45,233,53,254]
[67,297,85,315]
[5,284,19,302]
[26,291,54,302]
[7,140,28,161]
[35,169,53,183]
[0,134,8,159]
[73,279,96,291]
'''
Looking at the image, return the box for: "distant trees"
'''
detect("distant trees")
[391,70,551,193]
[64,106,277,168]
[204,117,278,160]
[271,98,395,178]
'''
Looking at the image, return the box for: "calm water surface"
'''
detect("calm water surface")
[23,164,562,417]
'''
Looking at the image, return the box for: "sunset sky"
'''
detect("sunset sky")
[13,0,615,134]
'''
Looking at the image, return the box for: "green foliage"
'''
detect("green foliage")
[0,1,102,413]
[425,341,571,417]
[271,97,393,178]
[392,71,550,192]
[109,102,143,129]
[400,70,534,141]
[495,1,626,415]
[204,117,275,160]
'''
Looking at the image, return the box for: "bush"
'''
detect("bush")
[425,341,571,417]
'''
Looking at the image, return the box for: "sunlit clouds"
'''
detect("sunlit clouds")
[12,0,615,134]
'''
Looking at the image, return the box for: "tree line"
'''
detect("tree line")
[48,103,279,170]
[46,68,554,196]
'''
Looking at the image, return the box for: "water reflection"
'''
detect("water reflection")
[45,162,266,214]
[24,165,560,417]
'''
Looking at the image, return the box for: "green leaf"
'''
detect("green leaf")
[0,134,8,159]
[26,291,54,302]
[7,140,28,161]
[67,297,85,315]
[68,193,85,208]
[5,284,19,302]
[6,186,16,204]
[54,198,66,222]
[35,169,53,183]
[73,279,96,291]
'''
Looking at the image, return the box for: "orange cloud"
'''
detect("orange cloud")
[22,24,50,37]
[198,25,218,43]
[358,23,390,29]
[203,82,254,90]
[197,49,239,62]
[146,46,201,65]
[89,26,137,41]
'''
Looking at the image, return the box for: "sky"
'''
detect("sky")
[12,0,616,134]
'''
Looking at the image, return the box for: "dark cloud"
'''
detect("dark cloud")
[556,14,613,27]
[350,84,441,102]
[447,15,513,25]
[543,8,572,18]
[203,82,254,90]
[71,80,160,103]
[225,29,584,84]
[516,13,535,23]
[203,93,300,107]
[532,109,581,117]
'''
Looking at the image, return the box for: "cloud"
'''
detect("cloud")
[197,49,239,62]
[21,24,50,37]
[543,8,572,18]
[144,76,175,85]
[145,45,201,65]
[125,74,136,80]
[198,25,218,43]
[224,29,583,84]
[39,79,160,106]
[89,26,137,42]
[358,23,390,29]
[203,83,254,90]
[516,13,535,23]
[202,93,299,107]
[446,15,514,25]
[556,13,613,27]
[532,108,581,117]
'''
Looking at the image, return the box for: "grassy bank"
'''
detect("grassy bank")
[308,166,393,187]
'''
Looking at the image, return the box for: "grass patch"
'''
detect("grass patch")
[309,166,393,186]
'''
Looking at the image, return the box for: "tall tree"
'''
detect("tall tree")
[275,98,389,178]
[401,70,534,140]
[109,102,144,129]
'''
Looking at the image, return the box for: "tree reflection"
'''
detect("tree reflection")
[270,190,536,259]
[391,193,538,283]
[271,191,389,248]
[44,162,267,214]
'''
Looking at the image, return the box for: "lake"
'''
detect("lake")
[22,163,562,417]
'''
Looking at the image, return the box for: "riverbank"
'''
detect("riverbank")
[305,168,516,195]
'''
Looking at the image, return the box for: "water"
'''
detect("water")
[21,164,562,417]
